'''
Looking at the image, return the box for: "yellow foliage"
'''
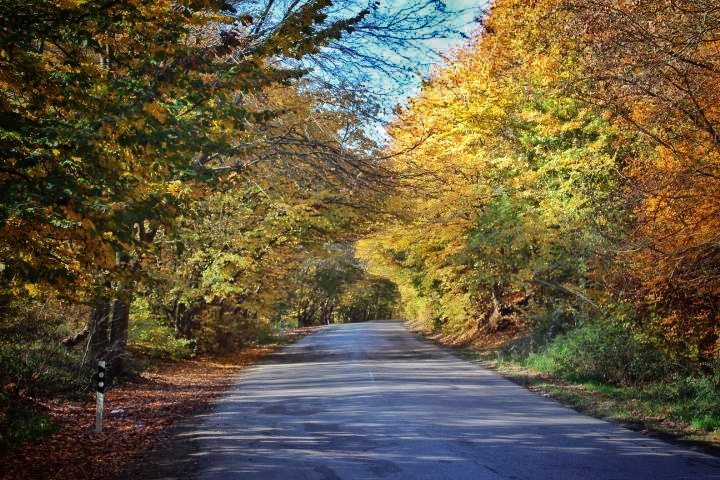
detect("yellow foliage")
[143,101,168,123]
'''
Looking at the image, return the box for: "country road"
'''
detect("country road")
[140,321,720,480]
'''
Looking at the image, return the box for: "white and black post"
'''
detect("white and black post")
[95,360,106,433]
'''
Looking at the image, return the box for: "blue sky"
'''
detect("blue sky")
[377,0,485,107]
[299,0,487,138]
[425,0,485,52]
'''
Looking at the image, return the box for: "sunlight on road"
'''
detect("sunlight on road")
[144,322,720,480]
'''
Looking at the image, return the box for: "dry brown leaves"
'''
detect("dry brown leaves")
[0,327,319,480]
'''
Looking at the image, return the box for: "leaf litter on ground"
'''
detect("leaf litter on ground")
[0,327,319,480]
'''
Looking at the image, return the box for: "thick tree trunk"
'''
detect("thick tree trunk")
[89,299,111,360]
[109,297,130,374]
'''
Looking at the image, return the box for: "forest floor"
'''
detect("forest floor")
[0,327,319,480]
[409,322,720,456]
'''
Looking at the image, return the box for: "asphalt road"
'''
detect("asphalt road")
[142,320,720,480]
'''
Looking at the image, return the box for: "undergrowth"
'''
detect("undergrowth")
[488,320,720,439]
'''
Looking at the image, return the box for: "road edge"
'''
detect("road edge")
[404,321,720,460]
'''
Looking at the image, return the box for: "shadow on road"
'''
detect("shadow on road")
[136,321,720,480]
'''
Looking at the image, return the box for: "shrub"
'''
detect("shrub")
[128,305,194,360]
[523,322,669,386]
[0,298,92,448]
[0,401,58,449]
[651,371,720,431]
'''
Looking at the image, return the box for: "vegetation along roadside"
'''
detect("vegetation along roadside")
[0,327,318,480]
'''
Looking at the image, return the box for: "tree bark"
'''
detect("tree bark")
[171,301,201,340]
[62,326,90,347]
[109,297,130,374]
[487,283,504,331]
[89,299,111,360]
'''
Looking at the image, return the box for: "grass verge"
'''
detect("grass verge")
[458,347,720,454]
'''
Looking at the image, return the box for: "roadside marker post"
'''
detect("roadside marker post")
[95,360,106,433]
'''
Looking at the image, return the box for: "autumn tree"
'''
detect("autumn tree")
[357,0,623,342]
[356,0,720,371]
[0,0,376,374]
[558,0,720,359]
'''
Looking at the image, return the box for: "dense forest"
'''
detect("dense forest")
[359,0,720,432]
[2,0,720,453]
[0,0,421,447]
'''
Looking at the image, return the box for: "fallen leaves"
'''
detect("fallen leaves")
[0,327,318,480]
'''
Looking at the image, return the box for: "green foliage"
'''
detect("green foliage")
[0,404,57,451]
[128,298,194,360]
[278,245,399,327]
[255,326,280,345]
[0,301,92,401]
[337,277,399,323]
[659,375,720,431]
[517,322,668,386]
[0,299,90,449]
[0,340,91,400]
[497,350,720,434]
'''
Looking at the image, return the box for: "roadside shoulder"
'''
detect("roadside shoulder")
[407,322,720,459]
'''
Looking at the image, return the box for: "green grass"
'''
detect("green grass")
[581,381,625,396]
[522,352,559,375]
[456,329,720,447]
[476,356,720,446]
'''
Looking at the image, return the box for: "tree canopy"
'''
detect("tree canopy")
[4,0,720,452]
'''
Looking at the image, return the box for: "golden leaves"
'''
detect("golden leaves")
[143,102,168,124]
[55,0,84,9]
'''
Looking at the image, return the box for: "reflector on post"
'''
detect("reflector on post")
[95,360,106,433]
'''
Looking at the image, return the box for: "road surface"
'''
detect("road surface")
[142,320,720,479]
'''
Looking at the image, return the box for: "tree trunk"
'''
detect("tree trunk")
[487,283,504,331]
[172,301,199,340]
[109,297,130,374]
[89,299,111,360]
